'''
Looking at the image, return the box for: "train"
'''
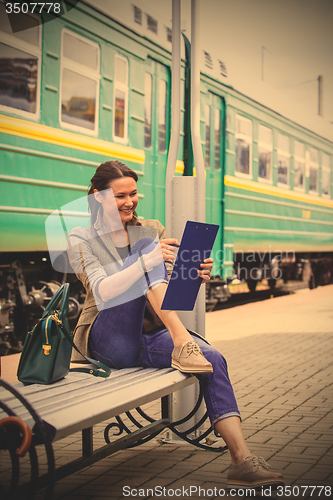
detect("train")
[0,0,332,352]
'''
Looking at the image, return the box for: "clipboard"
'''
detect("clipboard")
[161,221,219,311]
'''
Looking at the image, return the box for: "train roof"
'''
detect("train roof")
[84,0,333,144]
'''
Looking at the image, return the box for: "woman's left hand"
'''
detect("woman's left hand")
[198,258,214,282]
[159,238,179,261]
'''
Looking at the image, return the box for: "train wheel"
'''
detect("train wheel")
[268,279,277,290]
[247,279,257,292]
[322,270,331,285]
[309,273,317,289]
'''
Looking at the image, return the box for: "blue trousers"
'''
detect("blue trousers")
[89,238,240,427]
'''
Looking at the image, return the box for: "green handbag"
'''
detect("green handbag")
[17,284,111,384]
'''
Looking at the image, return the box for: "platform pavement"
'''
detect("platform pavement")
[1,285,333,500]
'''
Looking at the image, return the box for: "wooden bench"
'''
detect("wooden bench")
[0,367,226,499]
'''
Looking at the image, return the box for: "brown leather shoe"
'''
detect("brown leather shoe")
[227,455,285,489]
[171,341,213,374]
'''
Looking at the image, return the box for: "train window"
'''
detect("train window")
[63,32,98,71]
[277,133,290,186]
[294,141,305,191]
[144,72,152,148]
[214,108,221,170]
[235,115,252,177]
[158,79,167,152]
[113,55,128,141]
[205,105,211,168]
[309,148,319,195]
[258,125,273,182]
[321,153,331,198]
[60,30,100,134]
[115,56,127,85]
[227,108,233,129]
[0,4,40,45]
[0,5,41,117]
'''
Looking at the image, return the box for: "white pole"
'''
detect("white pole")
[191,0,205,222]
[165,0,181,238]
[164,0,206,442]
[190,0,206,336]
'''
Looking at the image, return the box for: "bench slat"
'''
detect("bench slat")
[0,368,196,441]
[1,368,176,415]
[2,368,161,413]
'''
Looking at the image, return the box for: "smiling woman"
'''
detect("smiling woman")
[65,159,285,490]
[68,159,214,365]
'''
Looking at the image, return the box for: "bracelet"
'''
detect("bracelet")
[137,254,153,274]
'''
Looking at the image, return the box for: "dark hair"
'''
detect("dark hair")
[88,160,139,225]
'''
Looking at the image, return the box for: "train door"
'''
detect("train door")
[142,59,170,223]
[204,92,225,275]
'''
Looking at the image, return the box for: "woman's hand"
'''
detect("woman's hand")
[142,239,179,271]
[159,238,179,262]
[198,258,213,282]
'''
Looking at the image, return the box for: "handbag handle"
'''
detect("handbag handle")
[41,284,69,322]
[42,284,65,319]
[59,322,111,377]
[58,283,69,322]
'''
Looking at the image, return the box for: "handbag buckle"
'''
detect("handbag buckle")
[52,313,62,325]
[42,344,51,355]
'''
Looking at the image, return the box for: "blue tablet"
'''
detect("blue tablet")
[161,221,219,311]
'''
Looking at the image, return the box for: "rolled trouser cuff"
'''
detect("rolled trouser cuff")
[212,411,242,429]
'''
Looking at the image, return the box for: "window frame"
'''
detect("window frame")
[59,28,100,136]
[258,124,273,184]
[214,107,222,171]
[308,147,319,196]
[144,71,152,149]
[277,133,290,188]
[293,140,306,192]
[0,12,42,120]
[158,77,167,153]
[204,104,211,169]
[235,114,252,178]
[113,54,129,144]
[321,152,331,199]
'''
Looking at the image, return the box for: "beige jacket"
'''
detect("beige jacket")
[67,213,172,362]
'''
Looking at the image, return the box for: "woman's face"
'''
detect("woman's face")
[107,176,138,225]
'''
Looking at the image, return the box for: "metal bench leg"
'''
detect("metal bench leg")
[161,395,170,420]
[82,427,93,458]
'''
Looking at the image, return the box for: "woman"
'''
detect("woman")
[67,160,284,489]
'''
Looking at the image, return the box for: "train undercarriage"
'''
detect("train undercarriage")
[206,251,333,311]
[1,251,333,355]
[0,252,82,356]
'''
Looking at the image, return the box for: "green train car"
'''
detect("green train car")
[0,1,332,348]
